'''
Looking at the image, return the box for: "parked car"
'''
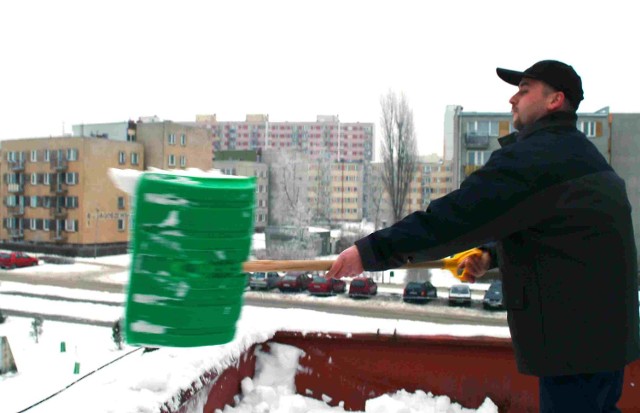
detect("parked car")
[348,277,378,298]
[277,272,313,292]
[483,280,504,310]
[403,281,438,304]
[448,284,472,306]
[0,251,39,269]
[249,272,280,290]
[308,275,347,296]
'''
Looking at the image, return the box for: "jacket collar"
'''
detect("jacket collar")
[498,111,578,147]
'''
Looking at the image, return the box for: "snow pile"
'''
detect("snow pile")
[217,342,498,413]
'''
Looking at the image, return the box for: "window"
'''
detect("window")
[180,134,186,146]
[467,120,500,136]
[131,152,139,165]
[31,173,37,185]
[30,196,38,207]
[467,150,492,166]
[65,197,78,208]
[168,133,176,145]
[118,151,126,164]
[67,149,78,161]
[66,173,78,185]
[117,197,125,209]
[44,149,50,162]
[118,219,126,231]
[44,173,50,185]
[30,218,37,230]
[180,155,186,167]
[43,219,50,231]
[580,121,597,137]
[65,219,78,232]
[31,150,38,162]
[168,154,176,166]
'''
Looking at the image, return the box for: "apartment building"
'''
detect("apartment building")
[308,161,364,224]
[135,121,212,170]
[444,105,640,268]
[368,156,454,227]
[212,150,269,232]
[0,137,144,255]
[194,114,375,163]
[444,105,612,189]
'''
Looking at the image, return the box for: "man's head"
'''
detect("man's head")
[496,60,583,130]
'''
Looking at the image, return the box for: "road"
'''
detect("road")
[0,265,507,327]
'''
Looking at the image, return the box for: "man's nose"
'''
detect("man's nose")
[509,93,518,106]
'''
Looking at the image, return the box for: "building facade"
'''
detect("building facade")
[136,121,212,170]
[0,137,144,255]
[212,150,269,232]
[445,106,613,189]
[194,114,374,163]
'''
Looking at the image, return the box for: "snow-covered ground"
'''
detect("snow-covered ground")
[0,253,507,412]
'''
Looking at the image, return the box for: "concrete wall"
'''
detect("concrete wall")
[610,113,640,268]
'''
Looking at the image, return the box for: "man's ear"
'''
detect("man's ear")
[547,91,565,111]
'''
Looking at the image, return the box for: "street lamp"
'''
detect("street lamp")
[94,208,99,258]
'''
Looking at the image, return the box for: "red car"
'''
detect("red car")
[277,272,313,292]
[348,277,378,298]
[308,275,347,296]
[0,251,39,269]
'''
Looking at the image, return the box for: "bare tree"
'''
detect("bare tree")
[310,152,333,227]
[380,91,418,223]
[262,149,315,259]
[364,162,386,230]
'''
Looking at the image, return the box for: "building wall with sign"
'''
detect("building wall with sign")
[0,136,143,253]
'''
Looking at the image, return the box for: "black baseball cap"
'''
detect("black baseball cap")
[496,60,584,109]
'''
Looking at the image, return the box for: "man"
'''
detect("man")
[327,60,639,412]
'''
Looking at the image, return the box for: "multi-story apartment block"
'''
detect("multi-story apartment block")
[194,114,375,163]
[308,161,365,224]
[368,156,454,227]
[0,137,143,255]
[444,105,640,269]
[136,121,212,170]
[212,150,269,232]
[444,105,612,189]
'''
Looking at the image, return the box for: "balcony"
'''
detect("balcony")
[7,183,24,193]
[9,161,25,171]
[50,206,68,219]
[7,205,25,216]
[50,231,67,243]
[50,183,68,195]
[464,133,491,149]
[464,165,482,177]
[50,159,68,171]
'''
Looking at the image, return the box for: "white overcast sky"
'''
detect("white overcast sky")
[1,0,638,156]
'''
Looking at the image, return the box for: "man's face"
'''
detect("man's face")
[509,78,556,130]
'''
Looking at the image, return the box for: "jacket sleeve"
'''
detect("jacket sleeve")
[354,143,550,271]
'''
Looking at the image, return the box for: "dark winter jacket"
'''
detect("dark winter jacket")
[355,111,640,376]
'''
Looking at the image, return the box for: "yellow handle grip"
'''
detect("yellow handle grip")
[441,248,484,283]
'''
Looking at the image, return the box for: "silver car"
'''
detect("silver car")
[249,272,280,290]
[448,284,472,307]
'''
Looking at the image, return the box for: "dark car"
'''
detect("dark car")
[277,272,312,292]
[403,281,438,304]
[308,275,347,296]
[249,272,280,290]
[0,251,39,269]
[483,280,504,310]
[348,277,378,298]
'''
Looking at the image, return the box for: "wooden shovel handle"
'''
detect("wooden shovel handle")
[242,259,445,273]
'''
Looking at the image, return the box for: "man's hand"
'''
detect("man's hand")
[457,251,491,280]
[326,246,364,279]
